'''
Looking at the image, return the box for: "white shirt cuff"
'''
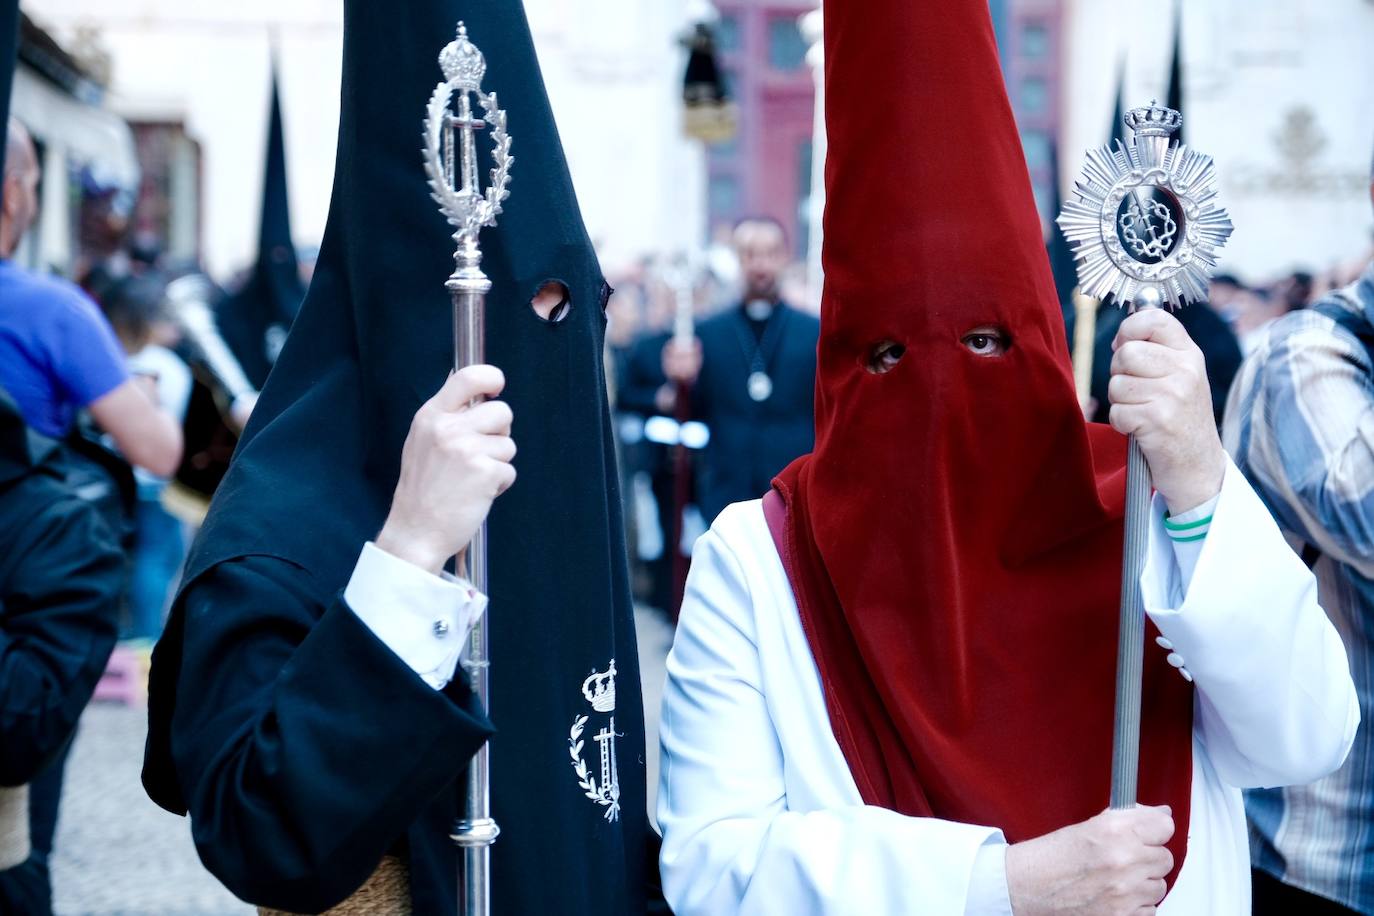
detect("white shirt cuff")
[1163,491,1220,585]
[344,541,488,690]
[965,838,1013,915]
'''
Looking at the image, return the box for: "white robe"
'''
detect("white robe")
[657,458,1358,915]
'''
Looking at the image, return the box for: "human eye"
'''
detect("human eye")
[961,326,1009,357]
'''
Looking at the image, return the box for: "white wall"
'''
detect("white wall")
[1062,0,1374,282]
[27,0,706,279]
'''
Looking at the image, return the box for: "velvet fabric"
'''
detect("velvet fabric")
[769,0,1195,887]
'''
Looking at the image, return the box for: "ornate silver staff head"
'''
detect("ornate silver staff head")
[1057,101,1232,310]
[423,22,514,284]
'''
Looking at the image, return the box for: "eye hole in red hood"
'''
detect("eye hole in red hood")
[865,340,906,374]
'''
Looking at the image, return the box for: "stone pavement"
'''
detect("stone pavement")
[49,606,675,915]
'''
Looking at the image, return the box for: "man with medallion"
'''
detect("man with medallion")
[654,218,819,526]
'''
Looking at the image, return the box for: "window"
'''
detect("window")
[709,174,741,217]
[1021,130,1051,169]
[715,14,741,54]
[796,138,815,257]
[768,17,808,71]
[1021,22,1051,59]
[1020,77,1048,114]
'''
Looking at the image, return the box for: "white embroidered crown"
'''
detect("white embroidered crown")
[582,660,617,713]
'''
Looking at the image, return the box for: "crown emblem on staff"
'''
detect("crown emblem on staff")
[439,23,487,90]
[422,21,512,259]
[582,661,618,713]
[1124,100,1182,138]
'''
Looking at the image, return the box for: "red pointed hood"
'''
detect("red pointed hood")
[770,0,1195,883]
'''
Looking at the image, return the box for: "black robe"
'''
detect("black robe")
[0,393,122,914]
[619,306,819,529]
[142,2,662,913]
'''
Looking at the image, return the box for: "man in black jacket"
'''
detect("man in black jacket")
[0,389,123,914]
[622,218,819,527]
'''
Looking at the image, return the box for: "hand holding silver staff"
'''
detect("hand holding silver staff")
[421,21,513,916]
[1058,101,1232,811]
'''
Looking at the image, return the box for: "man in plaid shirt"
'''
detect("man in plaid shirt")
[1223,173,1374,915]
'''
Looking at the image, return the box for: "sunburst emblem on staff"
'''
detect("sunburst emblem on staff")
[1057,101,1232,310]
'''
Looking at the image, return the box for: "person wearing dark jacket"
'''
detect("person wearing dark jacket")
[0,6,123,911]
[142,2,663,913]
[623,219,819,527]
[618,327,689,612]
[0,389,123,914]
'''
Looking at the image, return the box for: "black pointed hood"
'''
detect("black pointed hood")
[1165,8,1185,145]
[1047,141,1077,315]
[1109,67,1127,147]
[216,67,307,388]
[145,2,652,912]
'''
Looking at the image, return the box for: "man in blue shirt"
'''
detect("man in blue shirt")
[1,118,181,476]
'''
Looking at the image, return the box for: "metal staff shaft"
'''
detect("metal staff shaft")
[1109,292,1162,809]
[449,260,499,914]
[425,24,514,913]
[1111,431,1152,808]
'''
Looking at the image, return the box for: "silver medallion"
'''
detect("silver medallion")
[1057,101,1232,310]
[748,370,773,402]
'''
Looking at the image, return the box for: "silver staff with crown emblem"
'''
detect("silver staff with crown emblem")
[1058,102,1232,810]
[422,21,513,916]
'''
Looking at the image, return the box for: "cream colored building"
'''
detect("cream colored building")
[27,0,707,279]
[1062,0,1374,282]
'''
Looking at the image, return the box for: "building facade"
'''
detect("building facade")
[1062,0,1374,281]
[705,0,817,258]
[1002,0,1065,225]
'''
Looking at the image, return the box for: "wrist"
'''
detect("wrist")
[375,520,449,575]
[1003,842,1040,916]
[1161,448,1226,517]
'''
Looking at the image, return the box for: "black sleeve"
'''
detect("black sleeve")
[616,333,669,416]
[0,491,121,786]
[169,555,494,913]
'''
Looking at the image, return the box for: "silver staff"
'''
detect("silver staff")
[1058,101,1231,808]
[423,22,513,915]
